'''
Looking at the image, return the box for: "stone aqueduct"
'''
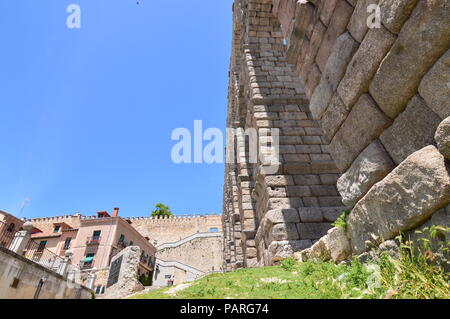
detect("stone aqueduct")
[222,0,450,270]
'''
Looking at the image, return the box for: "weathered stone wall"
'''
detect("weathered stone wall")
[129,215,222,245]
[156,234,223,273]
[0,247,92,299]
[103,246,144,299]
[223,0,450,269]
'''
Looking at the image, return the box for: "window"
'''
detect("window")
[129,241,134,246]
[37,240,47,252]
[209,227,219,233]
[63,238,72,250]
[95,285,104,294]
[92,230,101,240]
[118,234,125,243]
[6,223,15,233]
[83,253,95,267]
[53,225,61,233]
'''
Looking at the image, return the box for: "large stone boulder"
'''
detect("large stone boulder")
[326,227,351,263]
[337,140,395,208]
[419,49,450,120]
[379,0,419,34]
[435,117,450,160]
[347,145,450,254]
[379,95,442,165]
[369,0,450,119]
[103,246,144,299]
[329,94,392,172]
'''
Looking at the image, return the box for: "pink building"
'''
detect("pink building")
[0,210,25,248]
[30,208,156,294]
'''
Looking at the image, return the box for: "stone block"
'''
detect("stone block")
[293,174,321,185]
[299,20,327,81]
[287,1,317,63]
[104,246,144,299]
[322,32,359,92]
[379,0,418,34]
[435,117,450,160]
[297,223,333,240]
[337,140,395,208]
[380,95,442,164]
[309,236,331,260]
[265,175,294,186]
[315,0,354,72]
[347,146,450,254]
[319,196,344,207]
[319,0,339,26]
[271,223,300,241]
[298,207,323,223]
[310,185,339,196]
[246,247,258,258]
[326,227,351,263]
[418,49,450,119]
[369,1,450,119]
[320,93,349,143]
[329,94,392,171]
[286,185,312,197]
[304,64,322,99]
[347,0,380,43]
[337,26,396,110]
[268,198,302,210]
[268,240,313,260]
[322,207,347,222]
[310,77,334,120]
[265,208,300,224]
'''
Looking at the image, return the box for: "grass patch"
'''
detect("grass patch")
[131,227,449,299]
[130,259,379,299]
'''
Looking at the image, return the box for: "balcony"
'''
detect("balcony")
[81,262,94,270]
[86,236,101,245]
[117,240,129,249]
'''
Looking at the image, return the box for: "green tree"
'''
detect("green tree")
[151,203,173,217]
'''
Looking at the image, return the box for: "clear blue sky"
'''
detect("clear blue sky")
[0,0,233,219]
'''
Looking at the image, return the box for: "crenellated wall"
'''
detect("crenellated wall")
[129,214,222,245]
[223,0,450,270]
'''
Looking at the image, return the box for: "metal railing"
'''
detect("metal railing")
[22,239,65,272]
[117,240,128,249]
[80,262,94,270]
[1,221,65,272]
[0,220,16,249]
[86,236,101,245]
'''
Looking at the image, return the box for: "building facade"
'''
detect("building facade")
[30,209,157,294]
[29,211,224,290]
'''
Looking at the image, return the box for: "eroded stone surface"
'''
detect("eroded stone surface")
[380,95,442,164]
[337,26,396,110]
[104,246,144,299]
[337,140,395,208]
[347,0,380,42]
[330,94,392,171]
[347,146,450,254]
[379,0,419,34]
[320,93,349,143]
[419,49,450,120]
[322,32,359,92]
[370,0,450,119]
[435,117,450,160]
[326,227,351,263]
